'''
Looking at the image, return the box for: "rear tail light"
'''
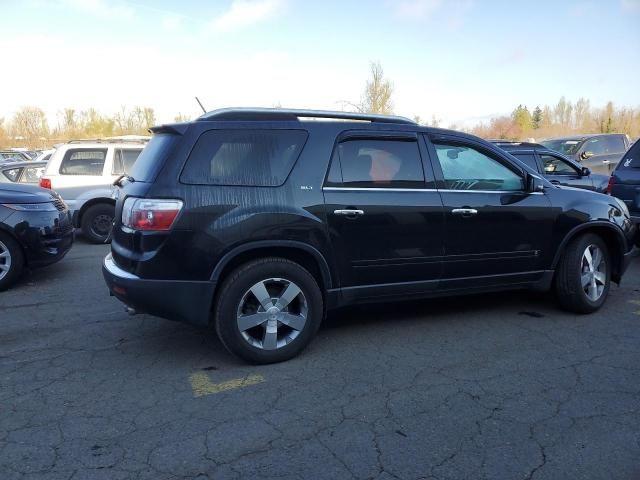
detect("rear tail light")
[39,178,52,189]
[606,176,615,195]
[122,197,183,231]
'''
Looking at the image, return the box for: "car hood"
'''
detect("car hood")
[0,183,59,203]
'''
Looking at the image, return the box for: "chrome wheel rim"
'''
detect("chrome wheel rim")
[0,239,11,281]
[581,244,606,302]
[236,278,308,350]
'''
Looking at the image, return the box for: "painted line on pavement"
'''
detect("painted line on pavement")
[190,371,265,398]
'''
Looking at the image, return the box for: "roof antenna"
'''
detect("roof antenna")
[195,96,207,114]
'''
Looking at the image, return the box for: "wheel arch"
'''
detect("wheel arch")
[76,197,115,227]
[552,221,627,283]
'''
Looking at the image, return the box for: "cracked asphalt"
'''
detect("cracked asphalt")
[1,240,640,480]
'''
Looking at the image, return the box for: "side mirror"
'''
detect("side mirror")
[581,167,591,176]
[581,151,594,160]
[527,174,545,193]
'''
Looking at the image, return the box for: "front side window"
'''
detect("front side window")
[20,165,46,183]
[434,143,524,191]
[112,149,142,175]
[540,154,578,175]
[181,130,307,186]
[582,138,606,155]
[59,149,107,175]
[333,139,424,188]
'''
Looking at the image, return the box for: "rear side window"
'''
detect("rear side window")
[330,138,425,188]
[59,149,107,175]
[181,130,307,186]
[129,134,176,182]
[619,141,640,168]
[112,149,142,175]
[2,168,20,182]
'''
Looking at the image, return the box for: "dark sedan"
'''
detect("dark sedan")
[492,141,610,193]
[0,184,74,290]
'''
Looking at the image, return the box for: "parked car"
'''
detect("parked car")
[541,134,630,175]
[39,138,148,243]
[0,151,31,163]
[1,161,47,184]
[34,149,55,163]
[608,139,640,229]
[491,141,609,192]
[103,108,635,364]
[0,183,74,290]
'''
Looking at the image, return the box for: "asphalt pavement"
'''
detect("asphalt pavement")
[1,240,639,479]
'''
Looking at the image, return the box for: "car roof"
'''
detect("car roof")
[0,161,47,169]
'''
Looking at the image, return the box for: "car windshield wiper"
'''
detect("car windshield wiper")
[113,174,135,187]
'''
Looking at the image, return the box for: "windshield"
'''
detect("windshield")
[540,139,582,155]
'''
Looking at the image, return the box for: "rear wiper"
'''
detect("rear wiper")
[113,174,135,187]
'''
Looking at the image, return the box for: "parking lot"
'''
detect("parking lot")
[0,240,639,480]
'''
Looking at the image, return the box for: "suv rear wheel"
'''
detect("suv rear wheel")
[81,203,114,244]
[555,233,610,313]
[0,232,24,291]
[215,258,323,364]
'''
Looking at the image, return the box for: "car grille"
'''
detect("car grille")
[52,198,66,212]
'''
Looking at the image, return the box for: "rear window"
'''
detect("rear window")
[59,149,107,175]
[128,134,176,182]
[618,141,640,169]
[180,129,308,186]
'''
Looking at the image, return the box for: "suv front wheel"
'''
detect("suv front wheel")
[81,203,114,244]
[215,258,324,364]
[555,233,610,313]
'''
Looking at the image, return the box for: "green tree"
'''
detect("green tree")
[512,104,533,134]
[532,106,542,129]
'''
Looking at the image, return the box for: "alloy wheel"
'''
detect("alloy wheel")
[581,244,606,301]
[0,239,12,281]
[236,278,308,350]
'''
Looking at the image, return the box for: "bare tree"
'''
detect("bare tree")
[10,106,49,147]
[360,61,394,114]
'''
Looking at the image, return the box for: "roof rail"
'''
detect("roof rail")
[67,136,150,144]
[490,140,542,148]
[198,107,416,125]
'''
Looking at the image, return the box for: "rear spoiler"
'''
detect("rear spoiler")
[149,123,189,135]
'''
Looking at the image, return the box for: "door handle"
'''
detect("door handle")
[451,208,478,217]
[602,160,611,164]
[550,180,561,185]
[334,209,365,217]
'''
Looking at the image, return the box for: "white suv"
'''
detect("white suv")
[39,137,148,243]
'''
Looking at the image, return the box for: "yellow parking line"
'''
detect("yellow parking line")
[627,300,640,315]
[189,372,265,398]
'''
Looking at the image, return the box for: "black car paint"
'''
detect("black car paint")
[610,140,640,221]
[103,120,635,327]
[541,134,630,175]
[0,184,74,268]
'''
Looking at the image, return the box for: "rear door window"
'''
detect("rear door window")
[20,165,46,183]
[112,149,142,175]
[511,153,539,171]
[181,130,307,186]
[59,149,107,175]
[601,136,626,153]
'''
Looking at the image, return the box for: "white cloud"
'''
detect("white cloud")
[211,0,284,33]
[161,14,183,32]
[395,0,442,18]
[60,0,135,19]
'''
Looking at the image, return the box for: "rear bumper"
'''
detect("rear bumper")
[102,253,216,327]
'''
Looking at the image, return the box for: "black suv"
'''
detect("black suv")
[491,141,610,192]
[541,134,630,175]
[103,108,635,363]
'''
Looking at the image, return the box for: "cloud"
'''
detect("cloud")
[395,0,443,18]
[210,0,284,33]
[60,0,135,19]
[161,14,183,32]
[621,0,640,10]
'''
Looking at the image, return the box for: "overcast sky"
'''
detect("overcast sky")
[1,0,639,127]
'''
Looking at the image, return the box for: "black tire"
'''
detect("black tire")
[555,233,610,313]
[0,232,25,291]
[214,257,324,364]
[81,203,114,244]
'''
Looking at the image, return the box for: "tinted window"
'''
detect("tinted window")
[540,139,582,155]
[181,130,307,186]
[2,168,20,182]
[112,149,142,175]
[583,137,607,155]
[511,153,538,171]
[540,154,577,174]
[59,149,107,175]
[619,141,640,168]
[334,139,424,188]
[129,135,176,182]
[600,136,626,153]
[434,143,523,191]
[20,165,46,183]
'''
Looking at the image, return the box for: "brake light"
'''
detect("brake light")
[607,176,615,195]
[122,198,183,231]
[39,178,51,189]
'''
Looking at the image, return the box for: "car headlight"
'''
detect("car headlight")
[2,202,58,212]
[614,197,630,217]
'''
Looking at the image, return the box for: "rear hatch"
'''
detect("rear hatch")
[111,128,185,274]
[610,141,640,217]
